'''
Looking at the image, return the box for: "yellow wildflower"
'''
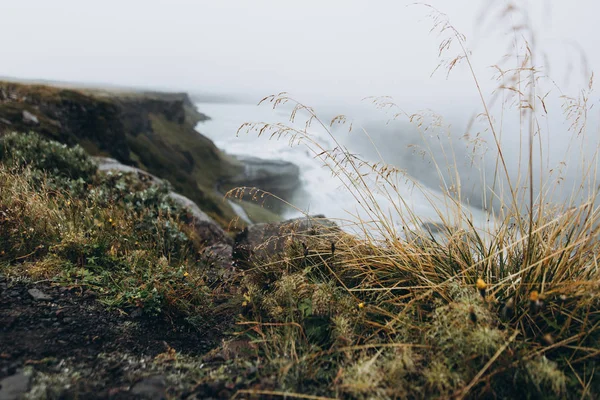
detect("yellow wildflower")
[529,290,542,314]
[183,271,189,277]
[476,278,487,291]
[529,290,539,302]
[476,278,487,299]
[358,302,365,309]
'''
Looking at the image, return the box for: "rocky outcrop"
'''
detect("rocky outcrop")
[94,156,161,180]
[94,156,236,278]
[233,215,339,267]
[0,83,131,161]
[220,155,302,214]
[227,155,300,196]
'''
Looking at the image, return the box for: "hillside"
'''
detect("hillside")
[0,81,242,227]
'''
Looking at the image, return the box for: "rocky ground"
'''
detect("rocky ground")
[0,216,322,400]
[0,274,234,399]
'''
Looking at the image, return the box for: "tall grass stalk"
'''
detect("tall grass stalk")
[231,2,599,398]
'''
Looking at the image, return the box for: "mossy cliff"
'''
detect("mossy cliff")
[0,81,240,227]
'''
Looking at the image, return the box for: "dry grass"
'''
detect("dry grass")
[228,3,600,398]
[0,134,225,321]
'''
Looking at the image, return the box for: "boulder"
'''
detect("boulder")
[0,371,32,400]
[202,243,235,282]
[233,215,338,267]
[94,156,161,184]
[27,288,52,301]
[222,156,301,213]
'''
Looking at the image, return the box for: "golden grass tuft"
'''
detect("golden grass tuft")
[230,3,600,398]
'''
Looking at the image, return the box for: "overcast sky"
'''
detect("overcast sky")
[1,0,598,107]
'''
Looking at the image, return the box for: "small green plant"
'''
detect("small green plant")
[0,131,96,184]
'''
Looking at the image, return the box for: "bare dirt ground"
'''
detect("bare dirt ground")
[0,274,235,399]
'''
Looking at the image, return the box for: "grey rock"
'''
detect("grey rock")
[421,221,448,234]
[93,156,162,184]
[168,192,213,223]
[223,155,301,212]
[233,156,300,189]
[21,110,39,125]
[234,215,338,265]
[130,375,166,400]
[0,371,32,400]
[27,288,52,301]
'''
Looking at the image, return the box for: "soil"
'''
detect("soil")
[0,274,234,399]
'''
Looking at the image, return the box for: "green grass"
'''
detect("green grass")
[0,132,223,321]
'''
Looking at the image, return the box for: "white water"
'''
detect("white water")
[195,102,491,234]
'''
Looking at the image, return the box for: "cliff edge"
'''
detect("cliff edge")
[0,81,239,226]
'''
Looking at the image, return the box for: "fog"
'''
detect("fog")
[1,1,598,103]
[2,0,599,212]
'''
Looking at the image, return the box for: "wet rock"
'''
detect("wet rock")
[229,155,300,196]
[130,375,166,400]
[27,288,52,301]
[21,110,39,125]
[223,155,301,213]
[203,242,232,265]
[0,371,32,400]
